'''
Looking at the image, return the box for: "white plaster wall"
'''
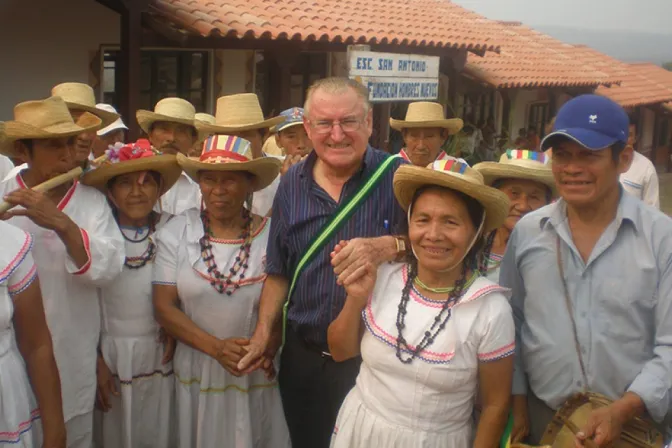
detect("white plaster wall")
[509,89,542,137]
[0,0,120,120]
[218,50,250,96]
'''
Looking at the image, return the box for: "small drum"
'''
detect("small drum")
[524,392,665,447]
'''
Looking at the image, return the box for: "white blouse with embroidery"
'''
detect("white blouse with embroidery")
[331,262,514,448]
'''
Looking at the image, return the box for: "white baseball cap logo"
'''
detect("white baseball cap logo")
[589,114,598,124]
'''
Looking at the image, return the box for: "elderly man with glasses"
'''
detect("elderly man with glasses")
[239,77,411,448]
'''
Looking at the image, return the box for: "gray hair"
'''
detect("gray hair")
[304,77,371,117]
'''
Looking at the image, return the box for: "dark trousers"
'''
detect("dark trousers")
[279,328,361,448]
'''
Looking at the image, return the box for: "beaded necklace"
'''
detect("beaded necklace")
[199,210,253,296]
[395,261,470,364]
[119,213,158,270]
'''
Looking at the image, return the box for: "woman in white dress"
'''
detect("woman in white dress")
[473,149,554,443]
[153,135,290,448]
[328,159,514,448]
[474,149,555,283]
[0,220,66,447]
[81,139,182,448]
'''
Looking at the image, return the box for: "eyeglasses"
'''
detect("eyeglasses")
[308,118,362,135]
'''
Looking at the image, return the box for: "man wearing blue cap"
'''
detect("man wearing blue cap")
[275,107,313,159]
[500,94,672,446]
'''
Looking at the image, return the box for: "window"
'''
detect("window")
[102,50,209,112]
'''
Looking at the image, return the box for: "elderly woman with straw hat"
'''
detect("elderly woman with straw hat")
[390,102,465,167]
[474,150,555,284]
[80,140,181,448]
[0,96,125,447]
[194,94,285,216]
[327,159,514,448]
[136,97,202,216]
[152,135,290,447]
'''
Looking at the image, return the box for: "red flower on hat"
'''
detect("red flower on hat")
[118,139,155,161]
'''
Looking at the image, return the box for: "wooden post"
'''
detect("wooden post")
[267,47,301,113]
[118,0,146,140]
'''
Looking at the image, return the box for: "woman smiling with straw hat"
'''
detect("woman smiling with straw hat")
[328,159,514,447]
[80,140,181,448]
[153,135,289,447]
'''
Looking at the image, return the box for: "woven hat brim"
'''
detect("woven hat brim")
[0,117,103,158]
[194,116,285,134]
[136,110,196,135]
[177,153,281,192]
[65,102,119,128]
[390,118,464,134]
[393,165,510,234]
[80,155,182,196]
[474,162,558,196]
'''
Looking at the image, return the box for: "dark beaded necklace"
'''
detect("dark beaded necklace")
[395,261,469,364]
[199,209,253,296]
[124,239,157,270]
[119,213,158,270]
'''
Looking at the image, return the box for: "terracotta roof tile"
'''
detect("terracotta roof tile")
[464,22,617,89]
[570,47,672,107]
[149,0,501,51]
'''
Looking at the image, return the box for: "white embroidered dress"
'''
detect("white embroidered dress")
[0,222,42,446]
[330,263,514,448]
[153,209,290,448]
[94,213,175,448]
[0,176,125,424]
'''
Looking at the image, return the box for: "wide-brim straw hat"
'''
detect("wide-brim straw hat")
[195,112,216,141]
[177,134,281,192]
[474,149,557,195]
[52,82,120,128]
[81,140,181,195]
[393,159,510,233]
[195,94,284,134]
[0,96,103,157]
[136,98,197,135]
[390,102,464,134]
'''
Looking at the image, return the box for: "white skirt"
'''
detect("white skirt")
[331,386,472,448]
[0,344,42,447]
[94,334,175,448]
[173,342,290,448]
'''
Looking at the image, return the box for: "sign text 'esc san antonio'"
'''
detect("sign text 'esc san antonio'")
[348,50,440,103]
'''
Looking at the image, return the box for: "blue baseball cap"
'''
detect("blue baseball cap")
[541,94,629,151]
[276,107,305,133]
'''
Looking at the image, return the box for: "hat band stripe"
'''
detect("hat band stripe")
[199,150,248,163]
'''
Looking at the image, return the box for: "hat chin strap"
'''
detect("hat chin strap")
[409,206,486,274]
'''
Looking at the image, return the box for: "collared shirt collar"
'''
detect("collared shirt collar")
[541,186,639,235]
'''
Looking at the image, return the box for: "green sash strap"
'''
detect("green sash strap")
[281,154,401,344]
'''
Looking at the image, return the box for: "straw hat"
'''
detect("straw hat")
[195,94,284,134]
[474,149,556,195]
[195,112,216,141]
[390,102,464,134]
[393,159,510,233]
[51,82,119,128]
[177,135,281,191]
[262,135,284,158]
[81,139,182,195]
[136,98,197,135]
[0,96,103,157]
